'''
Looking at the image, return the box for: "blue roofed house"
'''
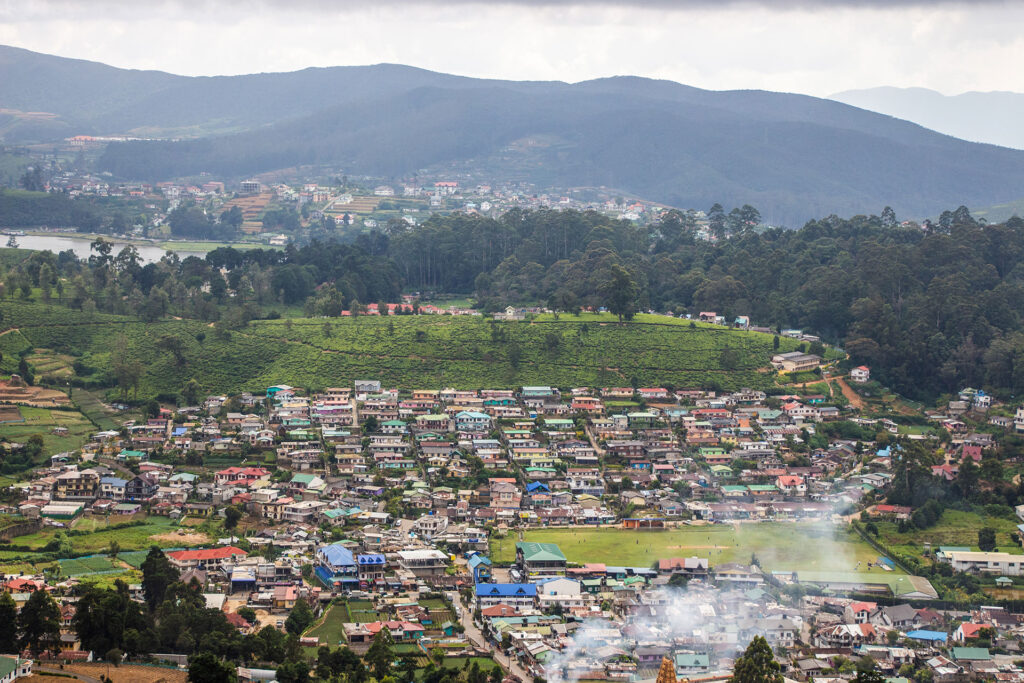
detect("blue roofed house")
[456,411,492,433]
[468,554,493,583]
[356,553,387,585]
[525,481,550,494]
[316,543,358,589]
[100,476,127,500]
[906,630,948,644]
[475,583,537,609]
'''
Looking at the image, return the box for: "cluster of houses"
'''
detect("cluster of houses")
[8,375,1024,681]
[14,379,900,530]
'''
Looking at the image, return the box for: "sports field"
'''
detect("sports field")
[490,523,903,577]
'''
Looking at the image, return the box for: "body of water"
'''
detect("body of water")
[6,234,203,264]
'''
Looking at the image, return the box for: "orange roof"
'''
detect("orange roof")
[168,546,247,562]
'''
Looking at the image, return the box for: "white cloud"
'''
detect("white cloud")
[1,1,1022,95]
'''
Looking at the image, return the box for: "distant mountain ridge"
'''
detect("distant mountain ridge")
[830,86,1024,150]
[4,45,1024,225]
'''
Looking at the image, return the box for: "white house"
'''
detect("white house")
[850,366,871,383]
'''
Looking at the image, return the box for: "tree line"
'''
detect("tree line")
[6,204,1024,400]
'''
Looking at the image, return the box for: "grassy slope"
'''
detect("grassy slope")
[0,300,802,397]
[875,509,1023,557]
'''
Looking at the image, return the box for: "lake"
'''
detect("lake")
[7,234,203,264]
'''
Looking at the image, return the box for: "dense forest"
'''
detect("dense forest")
[5,206,1024,400]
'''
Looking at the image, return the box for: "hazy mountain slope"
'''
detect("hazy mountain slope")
[98,81,1024,225]
[0,45,560,138]
[831,86,1024,150]
[5,45,1024,225]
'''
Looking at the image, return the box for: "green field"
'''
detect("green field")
[304,603,352,646]
[157,240,275,252]
[0,405,94,456]
[417,658,498,680]
[58,554,119,576]
[11,515,189,554]
[491,523,903,577]
[71,387,120,430]
[0,299,802,398]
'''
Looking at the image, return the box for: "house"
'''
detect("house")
[846,601,877,624]
[516,541,567,577]
[215,467,271,487]
[953,622,994,643]
[776,475,806,496]
[99,476,126,500]
[468,554,492,583]
[168,546,248,571]
[475,583,537,609]
[124,473,159,501]
[944,551,1024,576]
[54,469,100,500]
[657,557,710,578]
[315,544,358,589]
[0,656,32,682]
[771,352,822,372]
[850,366,871,383]
[396,549,449,578]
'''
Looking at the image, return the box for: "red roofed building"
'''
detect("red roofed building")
[954,622,994,642]
[4,577,44,593]
[481,604,521,618]
[215,466,270,487]
[871,504,912,519]
[776,475,806,496]
[846,601,877,623]
[363,620,425,640]
[167,546,248,570]
[932,464,958,481]
[960,444,983,463]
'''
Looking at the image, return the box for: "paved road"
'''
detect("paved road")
[451,592,531,683]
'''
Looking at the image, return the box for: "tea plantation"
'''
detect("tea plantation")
[0,300,802,398]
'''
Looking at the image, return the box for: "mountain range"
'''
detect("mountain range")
[830,87,1024,150]
[3,45,1024,225]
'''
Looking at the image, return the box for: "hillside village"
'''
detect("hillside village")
[1,364,1024,682]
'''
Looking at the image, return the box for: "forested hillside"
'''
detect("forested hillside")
[2,206,1024,400]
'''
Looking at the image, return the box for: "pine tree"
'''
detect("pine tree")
[730,636,782,683]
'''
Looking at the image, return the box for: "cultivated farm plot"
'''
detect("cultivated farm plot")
[71,387,119,430]
[118,550,151,568]
[28,348,74,378]
[58,554,119,576]
[0,405,93,456]
[491,523,902,577]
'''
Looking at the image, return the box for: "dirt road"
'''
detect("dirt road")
[835,377,866,410]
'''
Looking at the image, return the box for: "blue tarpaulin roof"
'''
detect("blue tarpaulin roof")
[906,630,947,643]
[318,544,355,568]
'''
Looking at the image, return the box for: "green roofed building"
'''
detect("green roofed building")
[0,656,32,680]
[516,541,567,578]
[951,647,991,662]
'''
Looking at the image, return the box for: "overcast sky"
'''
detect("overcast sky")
[1,0,1022,96]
